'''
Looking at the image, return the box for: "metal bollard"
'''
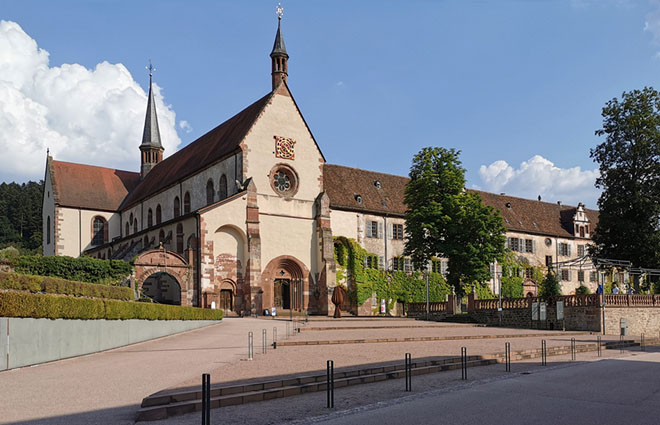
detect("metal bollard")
[326,360,335,408]
[273,327,277,348]
[248,331,254,361]
[405,353,412,391]
[571,338,576,362]
[262,329,267,354]
[597,336,601,357]
[461,347,467,380]
[641,333,645,352]
[541,340,547,366]
[505,342,511,372]
[620,334,624,354]
[201,373,211,425]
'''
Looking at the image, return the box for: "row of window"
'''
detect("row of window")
[508,238,587,258]
[366,221,404,240]
[124,176,230,238]
[362,256,450,274]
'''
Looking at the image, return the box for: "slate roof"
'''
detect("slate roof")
[140,76,163,150]
[50,160,140,211]
[121,91,274,208]
[323,164,599,238]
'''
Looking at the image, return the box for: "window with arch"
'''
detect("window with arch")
[184,192,191,214]
[92,217,107,246]
[219,174,227,200]
[147,208,153,227]
[158,229,165,245]
[176,223,184,254]
[173,196,180,218]
[46,216,51,244]
[129,213,134,231]
[206,179,215,205]
[143,235,149,249]
[133,218,138,234]
[156,204,162,224]
[125,222,130,236]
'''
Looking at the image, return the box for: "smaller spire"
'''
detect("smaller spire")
[140,60,164,179]
[140,60,163,150]
[270,4,289,89]
[271,4,288,57]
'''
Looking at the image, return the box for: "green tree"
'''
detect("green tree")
[539,271,561,299]
[404,147,506,293]
[590,87,660,268]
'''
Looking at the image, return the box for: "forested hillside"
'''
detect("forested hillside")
[0,181,43,253]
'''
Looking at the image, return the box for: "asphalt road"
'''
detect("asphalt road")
[305,351,660,425]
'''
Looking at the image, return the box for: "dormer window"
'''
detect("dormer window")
[374,180,381,189]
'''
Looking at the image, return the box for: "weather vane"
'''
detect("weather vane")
[146,59,156,77]
[276,3,283,19]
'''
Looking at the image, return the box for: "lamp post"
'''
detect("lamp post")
[490,260,503,327]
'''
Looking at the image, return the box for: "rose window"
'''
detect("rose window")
[273,171,291,192]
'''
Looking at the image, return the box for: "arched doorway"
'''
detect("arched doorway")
[142,272,182,305]
[219,280,235,312]
[262,256,309,313]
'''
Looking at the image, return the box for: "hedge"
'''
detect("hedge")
[0,292,223,321]
[9,256,133,284]
[0,272,134,301]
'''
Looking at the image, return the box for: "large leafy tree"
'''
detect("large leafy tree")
[590,87,660,267]
[404,147,506,292]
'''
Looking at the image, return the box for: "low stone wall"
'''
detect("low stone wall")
[0,317,219,371]
[604,307,660,336]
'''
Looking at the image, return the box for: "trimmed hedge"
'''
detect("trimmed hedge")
[0,291,223,321]
[0,272,134,301]
[10,256,133,284]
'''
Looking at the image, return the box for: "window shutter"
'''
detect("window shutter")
[378,222,383,239]
[532,240,536,254]
[568,244,572,256]
[568,270,572,281]
[506,237,511,249]
[364,256,368,269]
[378,256,384,270]
[518,238,524,252]
[387,223,393,240]
[366,222,372,238]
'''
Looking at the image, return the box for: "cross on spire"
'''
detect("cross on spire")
[276,3,283,20]
[146,59,156,77]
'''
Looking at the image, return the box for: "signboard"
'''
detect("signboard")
[540,302,547,321]
[271,307,277,317]
[211,301,216,310]
[380,299,386,314]
[556,301,564,320]
[532,302,539,320]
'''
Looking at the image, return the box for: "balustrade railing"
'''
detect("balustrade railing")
[406,302,447,313]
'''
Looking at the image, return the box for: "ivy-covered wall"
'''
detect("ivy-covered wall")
[334,237,451,311]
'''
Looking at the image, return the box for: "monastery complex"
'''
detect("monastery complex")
[41,17,598,316]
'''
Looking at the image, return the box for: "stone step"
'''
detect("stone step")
[136,338,649,422]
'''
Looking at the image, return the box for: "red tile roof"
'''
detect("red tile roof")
[120,91,275,208]
[323,164,599,238]
[50,160,140,211]
[323,164,408,216]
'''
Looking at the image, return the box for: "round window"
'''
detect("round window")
[269,165,298,197]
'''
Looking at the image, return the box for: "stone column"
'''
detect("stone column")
[316,192,335,316]
[245,179,262,316]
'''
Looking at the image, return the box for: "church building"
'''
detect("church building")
[42,15,599,316]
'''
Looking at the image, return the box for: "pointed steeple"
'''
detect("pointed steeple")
[140,61,164,179]
[270,4,289,90]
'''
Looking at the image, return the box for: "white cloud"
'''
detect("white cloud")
[0,20,181,182]
[179,120,192,133]
[477,155,601,208]
[645,0,660,47]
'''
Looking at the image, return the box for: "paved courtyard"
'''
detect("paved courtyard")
[0,317,648,424]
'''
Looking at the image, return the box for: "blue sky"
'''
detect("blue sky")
[2,0,660,208]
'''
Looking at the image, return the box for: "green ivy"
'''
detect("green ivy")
[333,237,452,310]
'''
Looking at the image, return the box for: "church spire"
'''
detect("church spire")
[270,4,289,90]
[140,60,164,179]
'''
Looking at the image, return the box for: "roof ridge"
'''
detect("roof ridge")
[468,188,590,211]
[52,160,138,175]
[325,163,409,180]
